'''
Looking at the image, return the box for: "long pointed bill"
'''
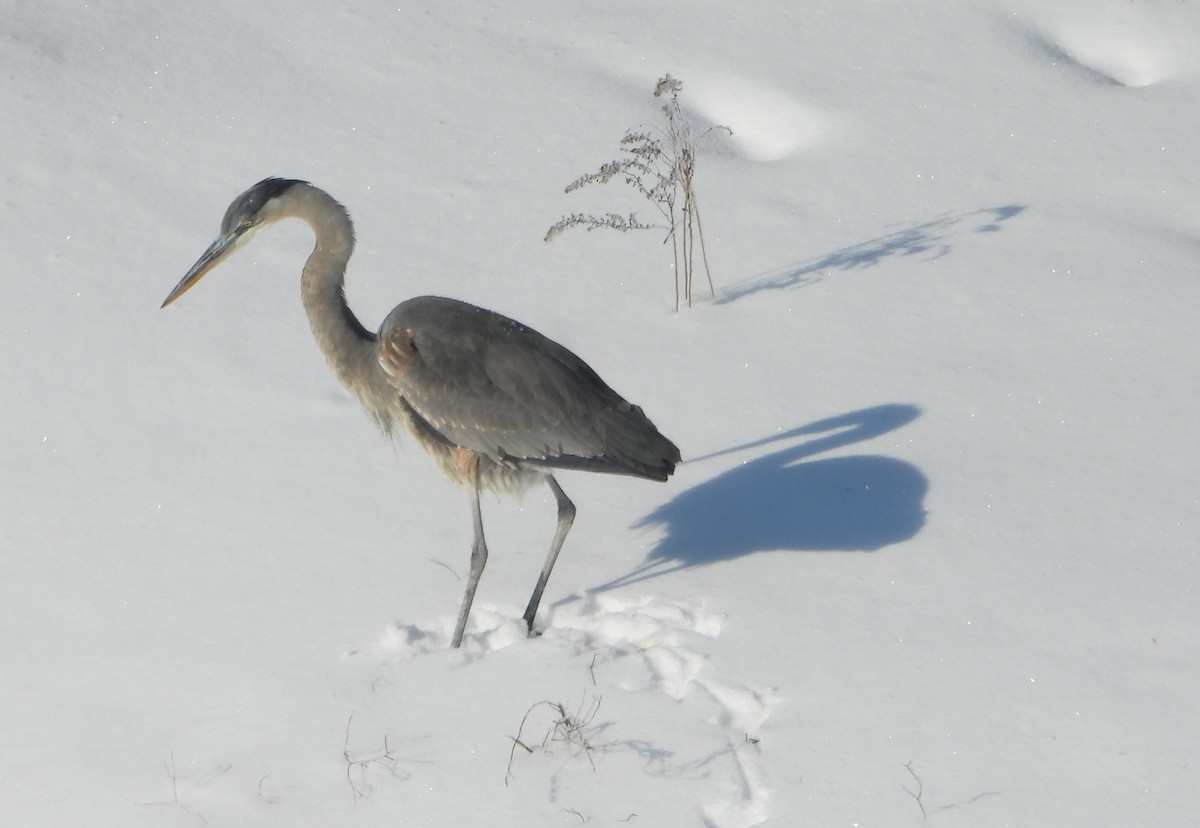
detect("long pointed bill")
[161,231,241,308]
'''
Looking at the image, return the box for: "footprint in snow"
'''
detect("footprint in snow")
[374,594,777,827]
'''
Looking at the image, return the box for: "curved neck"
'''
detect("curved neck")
[279,184,392,428]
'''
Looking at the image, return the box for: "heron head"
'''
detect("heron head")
[161,177,307,308]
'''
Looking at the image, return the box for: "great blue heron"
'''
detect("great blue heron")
[162,178,680,648]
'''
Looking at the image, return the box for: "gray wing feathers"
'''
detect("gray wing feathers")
[379,297,678,480]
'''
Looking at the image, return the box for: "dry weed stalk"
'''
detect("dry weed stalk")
[546,74,727,310]
[505,695,603,786]
[342,712,398,803]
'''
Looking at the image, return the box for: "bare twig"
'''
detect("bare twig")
[343,712,398,803]
[506,695,603,786]
[506,701,546,787]
[135,746,207,822]
[903,760,927,818]
[164,746,180,805]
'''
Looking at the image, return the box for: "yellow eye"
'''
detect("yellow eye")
[242,219,253,228]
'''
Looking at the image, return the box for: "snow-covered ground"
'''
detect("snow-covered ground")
[3,1,1197,824]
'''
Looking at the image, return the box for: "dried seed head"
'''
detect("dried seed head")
[654,74,682,98]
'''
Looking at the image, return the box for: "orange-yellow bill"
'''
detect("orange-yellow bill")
[161,230,240,308]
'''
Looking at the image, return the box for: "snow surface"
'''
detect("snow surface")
[3,1,1198,825]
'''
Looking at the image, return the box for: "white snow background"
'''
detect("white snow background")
[2,1,1197,825]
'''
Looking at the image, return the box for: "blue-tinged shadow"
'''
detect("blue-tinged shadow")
[596,404,927,591]
[716,205,1026,304]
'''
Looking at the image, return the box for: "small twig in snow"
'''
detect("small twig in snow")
[903,760,927,818]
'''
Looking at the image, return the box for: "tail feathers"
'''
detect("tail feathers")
[518,403,679,481]
[515,404,671,480]
[599,403,679,480]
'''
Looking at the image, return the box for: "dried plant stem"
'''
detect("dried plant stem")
[547,74,726,310]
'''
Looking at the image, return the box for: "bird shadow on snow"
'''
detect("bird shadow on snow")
[593,404,927,592]
[715,205,1026,304]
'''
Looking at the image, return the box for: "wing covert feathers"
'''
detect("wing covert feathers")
[378,297,679,481]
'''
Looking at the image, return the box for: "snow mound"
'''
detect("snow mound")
[1014,3,1200,87]
[684,76,828,161]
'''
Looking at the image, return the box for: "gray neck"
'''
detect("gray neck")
[283,183,395,432]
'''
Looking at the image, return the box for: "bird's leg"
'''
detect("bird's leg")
[522,475,576,635]
[451,467,488,648]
